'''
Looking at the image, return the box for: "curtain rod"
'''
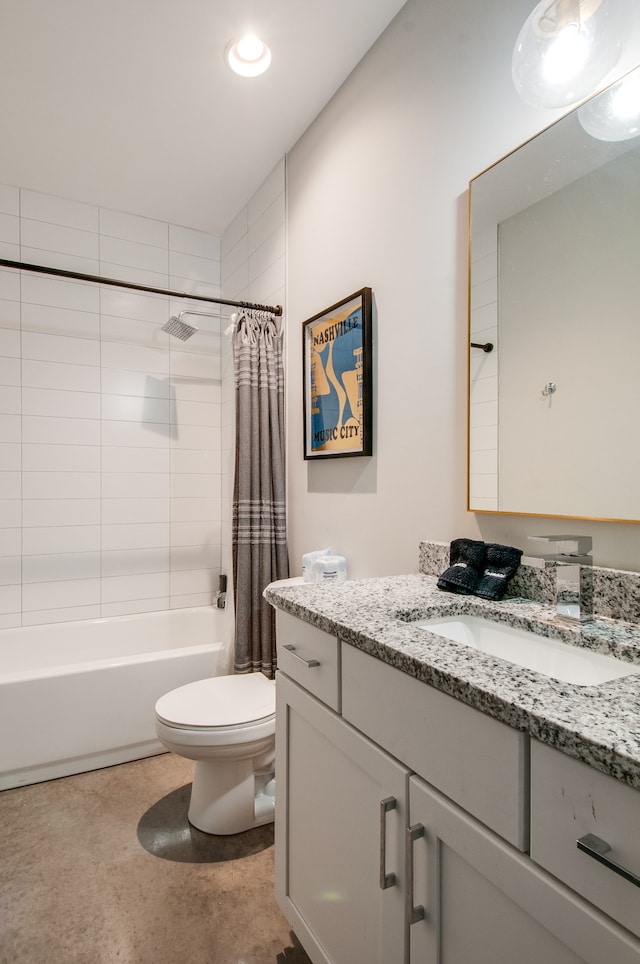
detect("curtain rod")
[0,258,283,317]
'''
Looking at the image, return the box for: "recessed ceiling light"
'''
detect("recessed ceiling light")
[225,34,272,77]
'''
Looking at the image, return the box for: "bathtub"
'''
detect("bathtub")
[0,606,227,791]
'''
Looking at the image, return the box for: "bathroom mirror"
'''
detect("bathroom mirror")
[468,70,640,523]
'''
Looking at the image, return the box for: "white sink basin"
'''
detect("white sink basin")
[416,615,640,686]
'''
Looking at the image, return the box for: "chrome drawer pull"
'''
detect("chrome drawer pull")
[406,824,426,925]
[379,797,397,890]
[282,644,320,668]
[577,834,640,888]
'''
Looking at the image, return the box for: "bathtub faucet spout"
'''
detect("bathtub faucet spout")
[216,573,227,610]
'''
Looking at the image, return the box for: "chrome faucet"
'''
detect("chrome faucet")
[523,535,593,621]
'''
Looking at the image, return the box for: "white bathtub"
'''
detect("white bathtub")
[0,606,227,791]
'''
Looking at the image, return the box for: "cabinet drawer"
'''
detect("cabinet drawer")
[275,610,340,711]
[531,740,640,939]
[342,643,529,850]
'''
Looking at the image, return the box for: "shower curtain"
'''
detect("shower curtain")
[232,311,289,677]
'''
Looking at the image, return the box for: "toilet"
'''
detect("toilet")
[155,673,276,835]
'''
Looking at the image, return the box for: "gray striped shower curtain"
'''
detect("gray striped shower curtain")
[232,311,289,676]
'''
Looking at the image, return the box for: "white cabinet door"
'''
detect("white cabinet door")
[276,670,408,964]
[408,775,640,964]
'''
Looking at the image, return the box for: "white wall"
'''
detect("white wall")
[0,186,223,626]
[285,0,640,576]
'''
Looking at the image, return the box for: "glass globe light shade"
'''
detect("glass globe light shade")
[578,66,640,140]
[226,34,272,77]
[512,0,634,109]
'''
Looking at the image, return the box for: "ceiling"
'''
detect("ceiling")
[1,0,406,236]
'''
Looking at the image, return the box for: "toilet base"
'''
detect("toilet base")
[188,757,276,835]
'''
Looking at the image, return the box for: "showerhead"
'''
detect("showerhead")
[162,315,198,341]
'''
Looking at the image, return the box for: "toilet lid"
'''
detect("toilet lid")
[155,673,275,728]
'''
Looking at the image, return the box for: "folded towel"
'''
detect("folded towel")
[437,538,486,595]
[474,543,523,601]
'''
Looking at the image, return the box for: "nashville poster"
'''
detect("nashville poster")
[303,288,372,459]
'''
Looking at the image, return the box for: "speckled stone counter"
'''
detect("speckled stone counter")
[264,573,640,791]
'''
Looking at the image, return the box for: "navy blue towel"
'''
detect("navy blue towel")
[437,538,486,595]
[474,544,523,601]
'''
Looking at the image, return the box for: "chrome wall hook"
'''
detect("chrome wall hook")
[542,381,556,396]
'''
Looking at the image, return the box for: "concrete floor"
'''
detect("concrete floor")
[0,753,312,964]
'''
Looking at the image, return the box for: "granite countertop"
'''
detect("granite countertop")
[264,574,640,791]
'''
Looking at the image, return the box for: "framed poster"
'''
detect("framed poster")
[303,287,372,460]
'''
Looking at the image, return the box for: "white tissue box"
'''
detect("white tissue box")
[313,554,347,584]
[302,547,333,583]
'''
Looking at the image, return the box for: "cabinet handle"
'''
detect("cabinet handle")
[406,823,426,925]
[282,644,320,668]
[577,834,640,888]
[379,797,397,890]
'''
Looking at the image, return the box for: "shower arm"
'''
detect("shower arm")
[0,258,283,317]
[176,309,222,322]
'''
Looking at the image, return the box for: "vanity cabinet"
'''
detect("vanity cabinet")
[276,671,407,964]
[274,610,640,964]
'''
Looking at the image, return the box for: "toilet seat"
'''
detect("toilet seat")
[155,673,275,734]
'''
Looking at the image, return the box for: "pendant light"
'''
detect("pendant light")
[578,65,640,140]
[512,0,633,109]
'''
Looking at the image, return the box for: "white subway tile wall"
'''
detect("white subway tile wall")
[0,184,222,627]
[220,160,286,587]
